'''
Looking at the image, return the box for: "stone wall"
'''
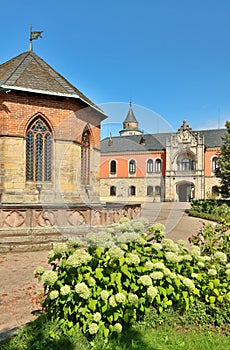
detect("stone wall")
[0,203,141,236]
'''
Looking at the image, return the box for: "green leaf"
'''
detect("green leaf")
[166,285,174,295]
[95,267,103,279]
[95,247,104,258]
[209,281,214,290]
[121,264,131,278]
[130,283,139,292]
[114,312,121,321]
[119,257,126,266]
[104,328,109,338]
[174,278,181,288]
[101,303,107,313]
[209,296,216,304]
[88,299,97,311]
[213,288,219,296]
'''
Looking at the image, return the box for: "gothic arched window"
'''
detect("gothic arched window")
[26,118,52,182]
[81,127,91,185]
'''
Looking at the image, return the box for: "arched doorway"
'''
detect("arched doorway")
[177,182,194,202]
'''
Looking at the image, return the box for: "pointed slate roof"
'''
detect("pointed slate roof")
[123,102,138,124]
[0,51,106,116]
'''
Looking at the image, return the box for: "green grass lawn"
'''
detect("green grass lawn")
[0,315,229,350]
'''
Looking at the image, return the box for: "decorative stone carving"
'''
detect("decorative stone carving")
[4,210,25,227]
[68,210,86,226]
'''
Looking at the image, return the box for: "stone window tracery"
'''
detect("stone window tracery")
[26,118,52,182]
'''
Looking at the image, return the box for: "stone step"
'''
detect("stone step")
[0,233,66,244]
[0,241,55,253]
[0,230,67,253]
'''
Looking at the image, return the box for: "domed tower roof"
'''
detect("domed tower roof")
[119,102,142,136]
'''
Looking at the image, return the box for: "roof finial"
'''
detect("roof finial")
[130,96,132,108]
[29,24,43,51]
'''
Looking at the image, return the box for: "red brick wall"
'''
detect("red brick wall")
[0,91,102,147]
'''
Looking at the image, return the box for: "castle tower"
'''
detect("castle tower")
[119,102,143,136]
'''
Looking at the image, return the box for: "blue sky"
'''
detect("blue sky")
[1,0,230,138]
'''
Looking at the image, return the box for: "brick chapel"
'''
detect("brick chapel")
[0,50,106,204]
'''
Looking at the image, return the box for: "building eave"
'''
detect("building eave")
[0,84,108,118]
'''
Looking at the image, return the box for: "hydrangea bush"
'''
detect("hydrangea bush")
[35,219,230,338]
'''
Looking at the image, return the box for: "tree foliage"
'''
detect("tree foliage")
[216,121,230,198]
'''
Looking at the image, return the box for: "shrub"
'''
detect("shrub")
[35,218,230,339]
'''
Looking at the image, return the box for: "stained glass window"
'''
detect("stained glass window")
[26,118,52,182]
[81,127,90,185]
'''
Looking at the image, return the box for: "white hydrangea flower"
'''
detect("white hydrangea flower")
[53,243,68,256]
[119,217,130,224]
[115,292,126,303]
[163,239,179,252]
[117,232,140,243]
[198,256,211,262]
[169,272,177,279]
[128,293,139,304]
[34,266,45,275]
[93,312,101,322]
[177,239,187,246]
[132,221,144,232]
[113,323,123,333]
[120,244,129,251]
[150,271,164,280]
[152,262,165,270]
[118,222,133,233]
[208,268,217,276]
[225,269,230,276]
[42,270,58,286]
[144,261,154,270]
[101,290,109,300]
[190,245,201,257]
[214,251,228,263]
[165,252,179,263]
[138,275,152,286]
[86,231,114,248]
[182,277,196,291]
[147,286,158,298]
[75,282,90,299]
[49,290,59,300]
[66,249,92,267]
[197,261,205,268]
[152,243,163,251]
[162,267,171,276]
[126,253,140,265]
[107,246,125,259]
[60,284,71,296]
[137,217,149,226]
[182,254,192,261]
[88,323,99,334]
[109,295,117,308]
[150,223,165,233]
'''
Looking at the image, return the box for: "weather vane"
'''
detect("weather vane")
[29,24,43,51]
